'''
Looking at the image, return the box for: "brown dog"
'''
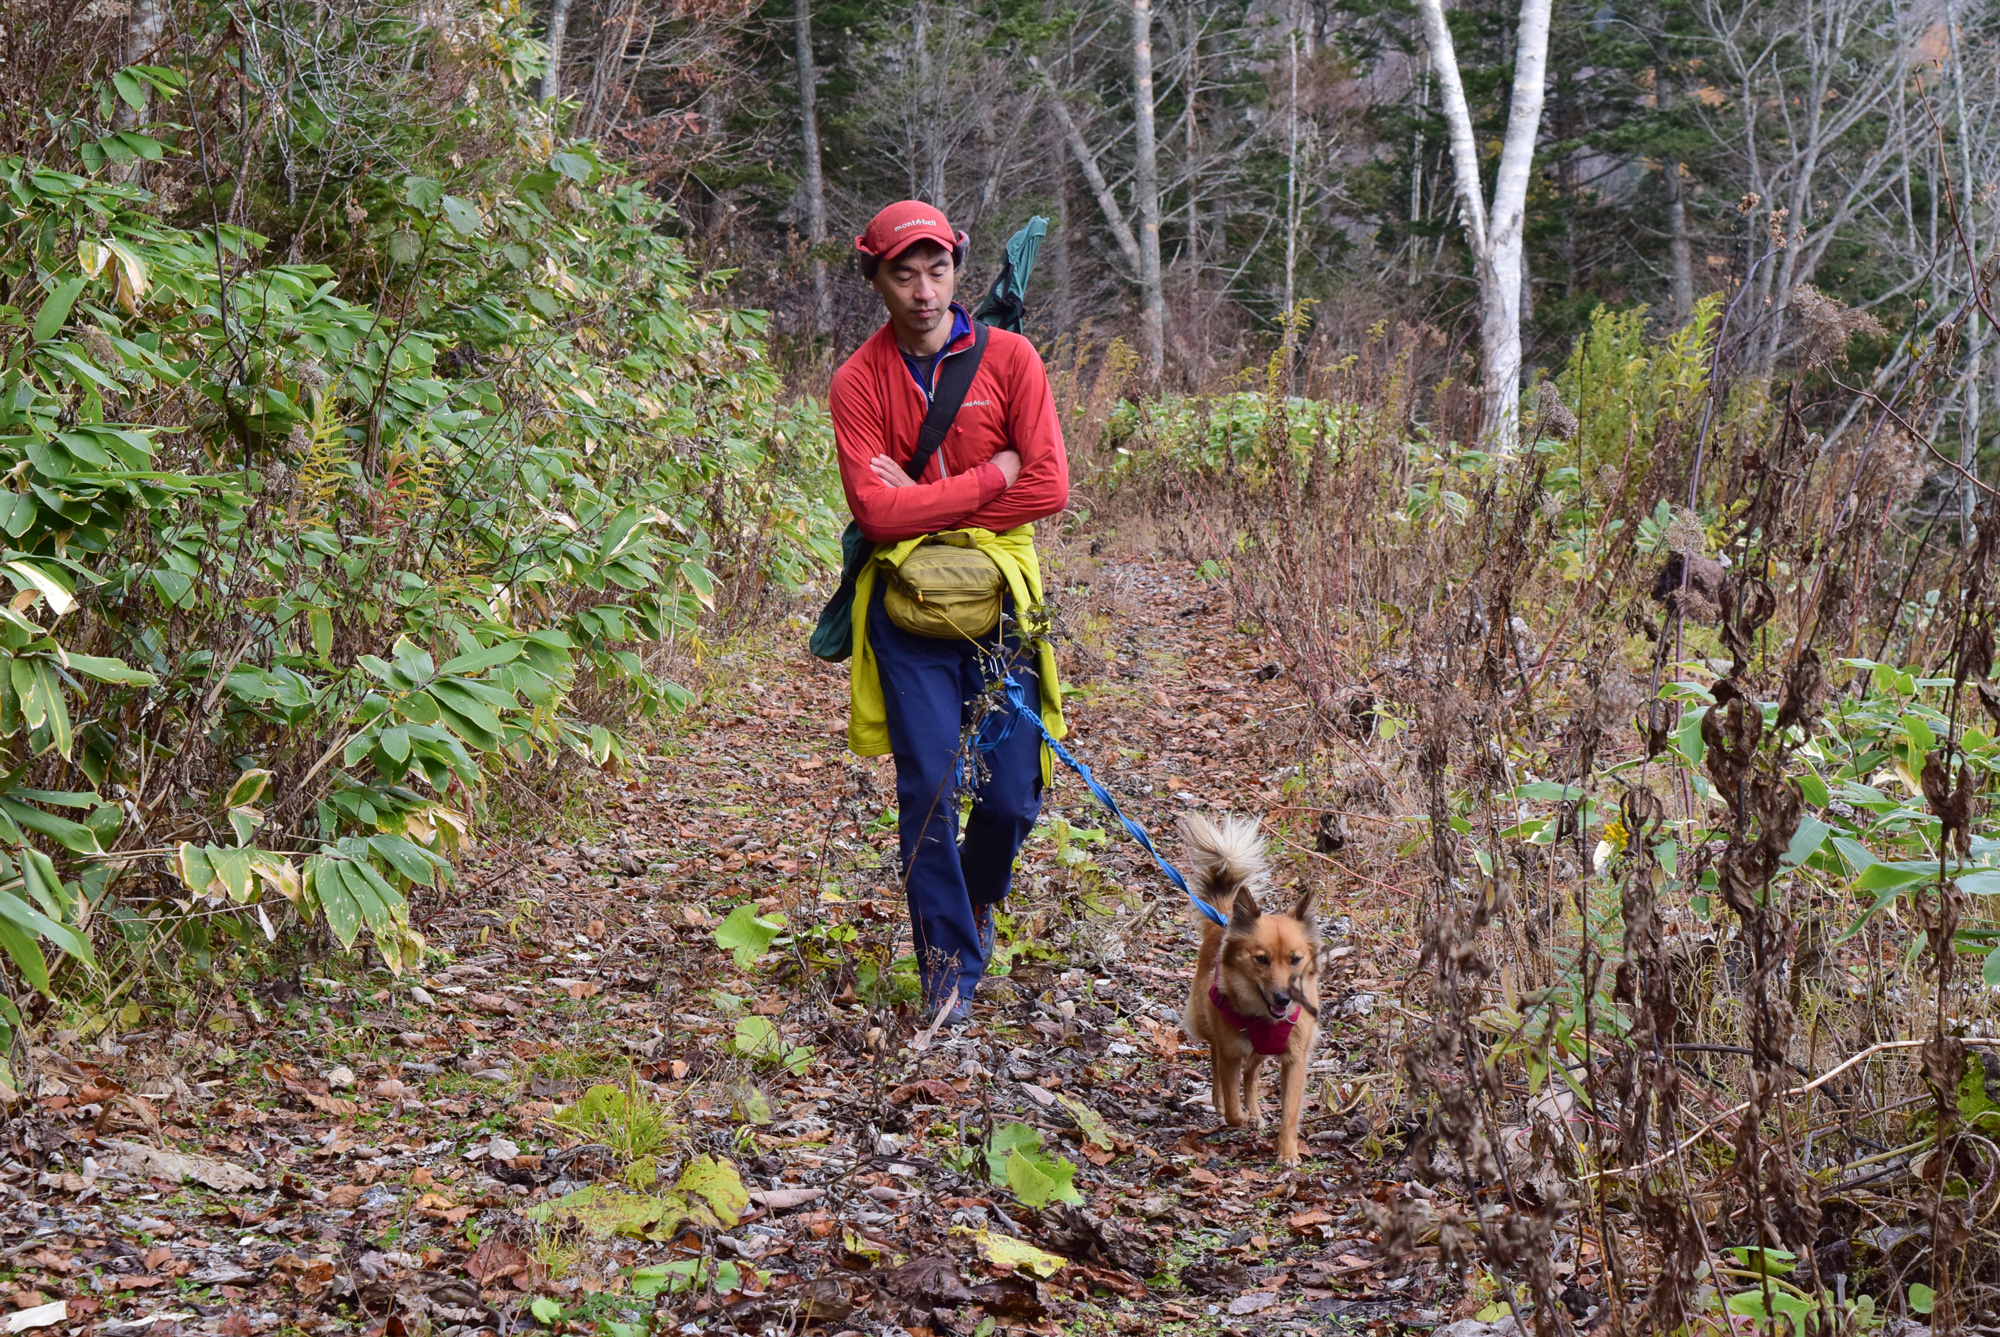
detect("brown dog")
[1179,814,1320,1164]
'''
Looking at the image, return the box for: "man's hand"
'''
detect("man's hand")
[873,450,1022,489]
[870,454,915,489]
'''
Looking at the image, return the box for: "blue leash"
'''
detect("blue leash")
[972,675,1228,928]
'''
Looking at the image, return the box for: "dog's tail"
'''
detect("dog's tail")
[1177,813,1267,918]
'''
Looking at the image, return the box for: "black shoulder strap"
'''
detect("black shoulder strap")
[904,321,989,482]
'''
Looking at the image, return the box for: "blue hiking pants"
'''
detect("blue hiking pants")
[867,584,1043,1006]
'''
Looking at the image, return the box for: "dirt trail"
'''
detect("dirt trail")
[1,555,1441,1337]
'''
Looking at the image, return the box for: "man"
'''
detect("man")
[832,201,1070,1026]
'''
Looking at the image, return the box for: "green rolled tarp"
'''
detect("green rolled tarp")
[972,216,1049,334]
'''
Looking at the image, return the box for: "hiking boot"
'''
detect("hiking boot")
[938,996,975,1028]
[924,993,975,1029]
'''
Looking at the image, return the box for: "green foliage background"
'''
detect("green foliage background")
[0,0,842,1066]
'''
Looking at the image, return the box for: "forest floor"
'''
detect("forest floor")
[0,547,1460,1337]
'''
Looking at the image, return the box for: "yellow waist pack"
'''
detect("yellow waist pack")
[883,532,1004,639]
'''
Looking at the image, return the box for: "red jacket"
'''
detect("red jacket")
[831,317,1070,543]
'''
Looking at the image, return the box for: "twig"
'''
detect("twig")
[1260,823,1419,899]
[909,988,960,1052]
[1588,1038,2000,1181]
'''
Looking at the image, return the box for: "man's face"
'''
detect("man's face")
[872,241,956,338]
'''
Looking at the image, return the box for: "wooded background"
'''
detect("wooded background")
[493,0,1996,424]
[13,0,1996,423]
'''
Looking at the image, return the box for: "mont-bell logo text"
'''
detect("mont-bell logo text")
[964,399,994,408]
[893,217,941,232]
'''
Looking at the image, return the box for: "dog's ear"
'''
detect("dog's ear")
[1289,886,1315,925]
[1227,883,1262,933]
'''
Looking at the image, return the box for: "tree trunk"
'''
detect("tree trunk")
[1415,0,1550,451]
[1283,29,1299,319]
[582,0,638,138]
[1031,57,1143,273]
[1655,65,1694,324]
[793,0,830,333]
[1130,0,1166,381]
[1414,0,1490,254]
[111,0,166,129]
[914,5,945,204]
[700,79,729,237]
[1484,0,1550,449]
[107,0,166,181]
[972,88,1037,232]
[1409,49,1428,288]
[1665,161,1693,324]
[538,0,573,104]
[1947,0,1983,538]
[1049,132,1075,334]
[1183,0,1201,348]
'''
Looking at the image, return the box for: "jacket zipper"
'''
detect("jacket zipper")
[915,334,972,481]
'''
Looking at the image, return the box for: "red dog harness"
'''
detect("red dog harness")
[1208,979,1300,1055]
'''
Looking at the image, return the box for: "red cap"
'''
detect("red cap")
[856,201,966,262]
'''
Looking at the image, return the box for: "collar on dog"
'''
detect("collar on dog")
[1208,979,1299,1056]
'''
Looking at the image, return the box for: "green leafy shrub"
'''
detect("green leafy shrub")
[1552,296,1720,470]
[1104,390,1369,475]
[0,143,838,1030]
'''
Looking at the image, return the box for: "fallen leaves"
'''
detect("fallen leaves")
[414,1192,474,1224]
[888,1079,956,1106]
[106,1140,265,1193]
[1288,1207,1334,1234]
[463,1239,531,1288]
[294,1259,338,1298]
[107,1275,168,1292]
[961,1228,1068,1279]
[258,1061,361,1117]
[4,1301,68,1333]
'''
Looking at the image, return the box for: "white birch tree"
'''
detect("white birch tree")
[1413,0,1552,451]
[106,0,167,183]
[537,0,573,104]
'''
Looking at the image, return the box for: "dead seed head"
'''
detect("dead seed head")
[79,325,119,368]
[1662,507,1708,558]
[1767,206,1791,249]
[1590,669,1645,736]
[1535,382,1578,442]
[1793,284,1887,370]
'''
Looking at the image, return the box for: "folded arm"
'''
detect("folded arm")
[833,378,1006,543]
[962,348,1070,532]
